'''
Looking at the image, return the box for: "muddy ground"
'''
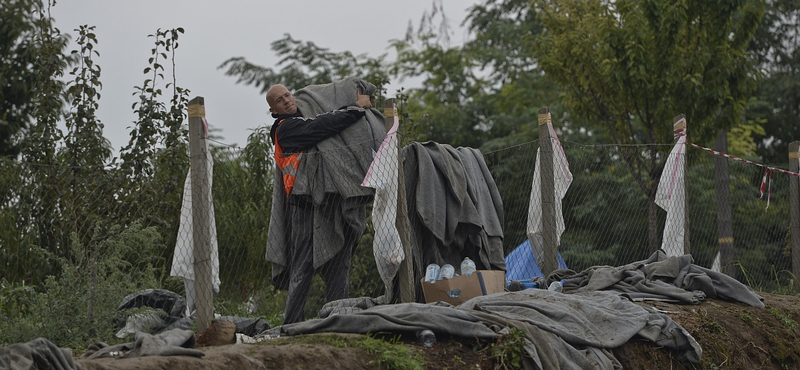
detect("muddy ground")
[77,292,800,370]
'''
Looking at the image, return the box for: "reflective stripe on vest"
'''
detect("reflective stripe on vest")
[273,119,303,195]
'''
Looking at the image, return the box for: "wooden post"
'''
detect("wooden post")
[538,108,558,277]
[673,114,690,254]
[188,96,213,333]
[789,141,800,292]
[384,99,415,303]
[714,129,735,277]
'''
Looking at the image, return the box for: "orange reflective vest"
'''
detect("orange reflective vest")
[273,119,303,196]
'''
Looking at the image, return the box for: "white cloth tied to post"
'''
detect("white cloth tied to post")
[655,128,687,258]
[361,107,404,295]
[526,124,573,266]
[170,123,221,289]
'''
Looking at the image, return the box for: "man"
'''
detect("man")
[266,83,373,324]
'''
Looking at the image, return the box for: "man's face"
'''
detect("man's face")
[267,85,297,115]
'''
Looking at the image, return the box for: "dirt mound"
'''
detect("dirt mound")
[77,292,800,370]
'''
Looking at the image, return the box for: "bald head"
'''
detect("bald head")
[266,84,297,115]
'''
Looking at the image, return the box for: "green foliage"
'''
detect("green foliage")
[219,34,390,94]
[0,0,68,157]
[768,307,798,332]
[534,0,765,252]
[0,279,36,320]
[748,0,800,163]
[64,24,111,166]
[484,326,527,370]
[211,137,272,303]
[0,222,163,347]
[276,333,426,370]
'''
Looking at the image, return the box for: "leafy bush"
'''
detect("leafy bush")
[0,221,164,348]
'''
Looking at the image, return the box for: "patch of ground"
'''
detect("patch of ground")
[77,292,800,370]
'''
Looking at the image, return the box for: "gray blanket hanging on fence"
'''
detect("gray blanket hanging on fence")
[401,142,506,276]
[553,250,765,308]
[264,289,701,369]
[266,77,386,288]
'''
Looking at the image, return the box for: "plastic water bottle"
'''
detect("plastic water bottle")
[460,257,476,276]
[416,329,436,347]
[424,264,440,283]
[548,280,564,293]
[440,264,455,279]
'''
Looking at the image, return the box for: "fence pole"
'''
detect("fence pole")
[384,99,415,303]
[789,141,800,292]
[188,96,213,332]
[538,108,558,277]
[673,114,690,254]
[714,129,735,277]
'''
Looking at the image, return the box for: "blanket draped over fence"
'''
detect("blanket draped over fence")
[401,142,506,295]
[265,77,386,289]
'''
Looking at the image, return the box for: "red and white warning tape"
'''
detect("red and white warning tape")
[686,142,799,210]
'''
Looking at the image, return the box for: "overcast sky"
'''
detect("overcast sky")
[49,0,472,153]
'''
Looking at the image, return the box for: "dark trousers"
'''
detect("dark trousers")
[283,200,355,325]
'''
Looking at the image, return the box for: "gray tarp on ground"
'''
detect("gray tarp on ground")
[265,77,386,288]
[401,142,506,293]
[0,338,86,370]
[553,250,764,308]
[265,289,700,370]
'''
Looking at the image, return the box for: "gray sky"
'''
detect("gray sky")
[50,0,471,152]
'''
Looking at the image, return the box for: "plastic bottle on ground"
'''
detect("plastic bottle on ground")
[440,264,455,279]
[548,280,564,293]
[424,264,440,283]
[460,257,476,276]
[416,329,436,347]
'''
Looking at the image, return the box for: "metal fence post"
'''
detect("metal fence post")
[188,96,213,332]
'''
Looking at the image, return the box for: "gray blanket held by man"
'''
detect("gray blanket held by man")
[266,77,386,288]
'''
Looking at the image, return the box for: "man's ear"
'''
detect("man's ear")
[269,107,276,113]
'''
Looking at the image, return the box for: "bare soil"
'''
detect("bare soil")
[77,292,800,370]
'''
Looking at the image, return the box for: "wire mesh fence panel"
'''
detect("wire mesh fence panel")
[685,147,793,292]
[1,133,798,346]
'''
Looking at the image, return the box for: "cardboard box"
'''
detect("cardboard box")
[420,270,506,306]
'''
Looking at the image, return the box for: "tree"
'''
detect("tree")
[0,0,68,157]
[219,34,390,95]
[534,0,764,252]
[748,0,800,163]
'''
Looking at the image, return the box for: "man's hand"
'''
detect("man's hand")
[355,89,373,109]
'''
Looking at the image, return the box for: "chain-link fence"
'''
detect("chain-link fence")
[1,124,798,345]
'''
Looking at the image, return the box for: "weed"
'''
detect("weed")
[276,333,425,370]
[702,319,725,334]
[768,308,798,332]
[485,326,527,370]
[738,311,752,323]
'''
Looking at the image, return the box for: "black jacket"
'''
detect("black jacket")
[269,105,366,154]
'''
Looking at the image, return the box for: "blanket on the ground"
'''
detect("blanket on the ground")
[554,250,764,308]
